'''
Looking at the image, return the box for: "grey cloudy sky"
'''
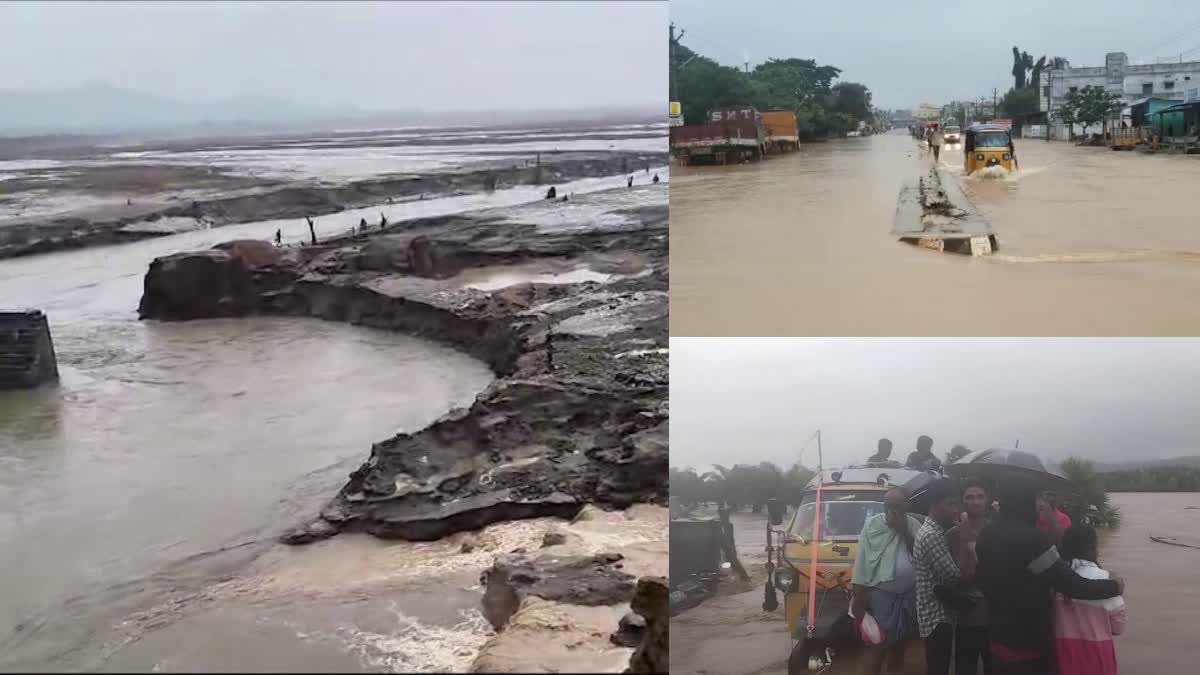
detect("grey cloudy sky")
[671,338,1200,472]
[0,0,666,111]
[671,0,1200,110]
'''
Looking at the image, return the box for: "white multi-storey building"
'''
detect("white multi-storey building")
[1035,52,1200,138]
[912,103,941,121]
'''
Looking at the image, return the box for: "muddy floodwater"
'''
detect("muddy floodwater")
[0,231,496,671]
[670,131,1200,336]
[670,493,1199,675]
[0,126,670,670]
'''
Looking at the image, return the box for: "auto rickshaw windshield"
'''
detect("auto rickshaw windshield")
[975,131,1011,148]
[790,493,885,541]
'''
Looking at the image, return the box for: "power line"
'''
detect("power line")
[1140,17,1200,54]
[1137,17,1200,62]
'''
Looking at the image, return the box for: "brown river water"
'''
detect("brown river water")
[670,131,1200,336]
[670,493,1200,675]
[0,211,504,670]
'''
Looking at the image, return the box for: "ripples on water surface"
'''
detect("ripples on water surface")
[669,131,1200,336]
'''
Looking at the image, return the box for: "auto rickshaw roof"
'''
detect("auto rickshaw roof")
[965,124,1010,134]
[802,466,936,492]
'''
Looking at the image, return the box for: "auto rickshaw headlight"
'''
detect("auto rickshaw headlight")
[976,153,984,161]
[773,567,799,592]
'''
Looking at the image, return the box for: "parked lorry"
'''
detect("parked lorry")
[762,110,799,153]
[670,105,767,165]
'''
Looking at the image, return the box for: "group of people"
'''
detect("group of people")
[852,442,1127,675]
[273,211,391,247]
[865,436,944,473]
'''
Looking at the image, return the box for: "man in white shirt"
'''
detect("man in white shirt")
[928,124,945,162]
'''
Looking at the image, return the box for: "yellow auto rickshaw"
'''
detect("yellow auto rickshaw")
[963,124,1018,175]
[763,466,937,673]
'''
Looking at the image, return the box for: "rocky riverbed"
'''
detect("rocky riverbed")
[136,183,668,671]
[0,150,664,260]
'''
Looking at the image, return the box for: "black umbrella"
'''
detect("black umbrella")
[944,448,1072,490]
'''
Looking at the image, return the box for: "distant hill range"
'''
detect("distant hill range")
[0,84,661,139]
[1092,455,1200,473]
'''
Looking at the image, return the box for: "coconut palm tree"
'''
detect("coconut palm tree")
[1059,457,1122,528]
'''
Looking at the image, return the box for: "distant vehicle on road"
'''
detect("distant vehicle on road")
[943,124,962,147]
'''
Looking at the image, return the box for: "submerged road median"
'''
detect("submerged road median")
[893,167,998,256]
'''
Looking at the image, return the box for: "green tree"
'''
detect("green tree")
[1059,85,1123,137]
[1053,95,1082,140]
[1103,465,1200,491]
[1000,87,1040,118]
[751,57,841,107]
[674,49,756,124]
[830,82,873,120]
[1059,457,1122,528]
[670,36,871,141]
[670,466,705,508]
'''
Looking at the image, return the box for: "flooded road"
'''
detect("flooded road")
[670,493,1199,675]
[670,131,1200,336]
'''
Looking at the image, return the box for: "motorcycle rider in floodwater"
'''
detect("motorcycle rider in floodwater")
[546,186,557,200]
[380,213,387,228]
[274,229,282,246]
[628,176,634,188]
[359,217,367,233]
[307,217,317,245]
[652,173,660,184]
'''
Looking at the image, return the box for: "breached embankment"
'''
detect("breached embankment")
[136,185,668,671]
[0,150,665,260]
[893,167,998,256]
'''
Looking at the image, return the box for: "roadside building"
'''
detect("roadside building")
[1036,51,1200,140]
[1149,101,1200,149]
[912,102,941,121]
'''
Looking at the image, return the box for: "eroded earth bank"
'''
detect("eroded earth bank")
[135,184,670,672]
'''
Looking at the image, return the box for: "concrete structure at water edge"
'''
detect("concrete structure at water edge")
[1036,51,1200,139]
[0,310,60,389]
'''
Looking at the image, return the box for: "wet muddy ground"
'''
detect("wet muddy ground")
[670,131,1200,336]
[670,494,1199,675]
[1,122,666,259]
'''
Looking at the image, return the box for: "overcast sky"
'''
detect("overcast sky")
[0,0,666,111]
[671,0,1200,110]
[671,338,1200,472]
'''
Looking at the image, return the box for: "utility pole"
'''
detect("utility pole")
[669,23,684,104]
[993,88,999,118]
